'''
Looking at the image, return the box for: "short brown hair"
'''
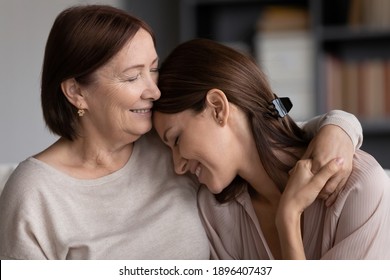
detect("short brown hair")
[154,39,309,203]
[41,5,155,140]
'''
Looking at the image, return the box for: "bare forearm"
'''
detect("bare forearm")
[275,209,306,260]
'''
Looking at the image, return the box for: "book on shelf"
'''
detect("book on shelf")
[325,55,390,120]
[348,0,390,28]
[256,6,309,32]
[385,60,390,116]
[343,60,359,114]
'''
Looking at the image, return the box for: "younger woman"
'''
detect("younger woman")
[153,39,390,259]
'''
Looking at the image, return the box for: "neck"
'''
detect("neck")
[65,135,134,169]
[240,140,306,205]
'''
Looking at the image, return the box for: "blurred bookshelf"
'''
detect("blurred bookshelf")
[179,0,390,168]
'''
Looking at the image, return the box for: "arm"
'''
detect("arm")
[298,110,363,206]
[298,110,363,149]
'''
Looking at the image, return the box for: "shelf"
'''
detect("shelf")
[183,0,307,6]
[179,0,308,42]
[361,119,390,134]
[319,26,390,42]
[318,26,390,60]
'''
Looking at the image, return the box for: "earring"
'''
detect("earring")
[219,119,223,125]
[77,103,85,117]
[77,108,85,117]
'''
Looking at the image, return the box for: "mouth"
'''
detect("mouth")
[129,108,152,114]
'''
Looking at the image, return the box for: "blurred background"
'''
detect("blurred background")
[1,0,389,168]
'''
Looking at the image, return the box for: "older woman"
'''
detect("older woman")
[0,5,209,260]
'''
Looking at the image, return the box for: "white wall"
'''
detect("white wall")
[0,0,124,164]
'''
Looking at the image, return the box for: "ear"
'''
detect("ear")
[205,89,229,126]
[60,78,86,109]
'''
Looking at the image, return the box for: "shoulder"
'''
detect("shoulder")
[2,158,47,193]
[137,129,172,162]
[0,158,46,218]
[0,158,51,208]
[332,150,390,216]
[349,150,389,195]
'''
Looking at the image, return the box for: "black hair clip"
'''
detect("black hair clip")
[269,96,293,118]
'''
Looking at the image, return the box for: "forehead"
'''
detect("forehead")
[102,28,157,72]
[153,112,179,130]
[153,111,188,137]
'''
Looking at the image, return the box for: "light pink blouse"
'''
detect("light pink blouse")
[198,150,390,259]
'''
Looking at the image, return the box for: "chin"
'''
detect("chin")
[127,125,152,141]
[138,123,153,135]
[206,184,225,195]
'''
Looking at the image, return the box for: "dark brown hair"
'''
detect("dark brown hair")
[154,38,309,203]
[41,5,155,140]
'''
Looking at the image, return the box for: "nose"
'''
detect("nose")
[172,150,188,175]
[143,73,161,101]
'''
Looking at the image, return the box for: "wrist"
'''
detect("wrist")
[275,204,301,232]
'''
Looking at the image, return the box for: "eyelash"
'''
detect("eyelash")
[127,73,141,82]
[127,68,159,82]
[174,136,180,146]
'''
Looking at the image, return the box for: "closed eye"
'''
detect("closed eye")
[174,136,180,146]
[127,73,141,82]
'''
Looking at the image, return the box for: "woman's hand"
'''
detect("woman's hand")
[275,158,343,259]
[302,124,355,206]
[280,158,344,215]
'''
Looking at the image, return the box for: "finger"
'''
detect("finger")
[300,146,312,160]
[319,176,339,196]
[301,149,321,174]
[311,158,344,189]
[310,158,321,174]
[289,159,312,176]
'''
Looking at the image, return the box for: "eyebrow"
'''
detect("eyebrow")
[122,57,159,73]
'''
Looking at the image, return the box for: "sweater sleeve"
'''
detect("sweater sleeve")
[297,110,363,150]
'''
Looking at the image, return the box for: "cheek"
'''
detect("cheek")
[87,86,119,109]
